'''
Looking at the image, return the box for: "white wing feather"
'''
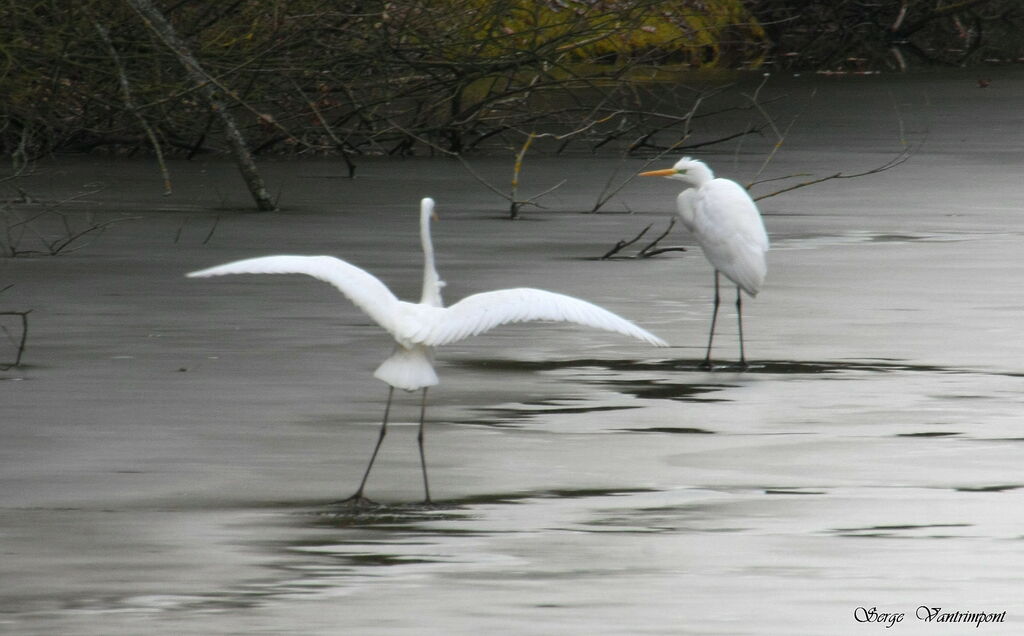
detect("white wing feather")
[416,288,668,347]
[187,255,405,335]
[692,180,769,296]
[675,188,699,233]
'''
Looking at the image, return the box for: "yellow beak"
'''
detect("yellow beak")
[637,168,677,177]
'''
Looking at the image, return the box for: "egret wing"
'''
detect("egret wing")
[693,180,769,295]
[414,288,668,347]
[187,255,404,334]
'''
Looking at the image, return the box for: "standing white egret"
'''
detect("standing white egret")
[639,157,769,368]
[188,197,667,505]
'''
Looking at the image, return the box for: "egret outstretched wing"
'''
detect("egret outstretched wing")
[415,288,668,347]
[187,255,404,335]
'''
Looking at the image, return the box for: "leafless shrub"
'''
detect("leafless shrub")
[0,189,136,258]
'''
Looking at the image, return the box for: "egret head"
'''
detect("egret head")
[421,197,439,222]
[638,157,714,188]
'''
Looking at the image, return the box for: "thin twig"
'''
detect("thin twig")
[753,150,912,201]
[588,88,723,214]
[93,20,172,196]
[747,172,813,189]
[290,79,357,178]
[744,75,815,185]
[203,215,221,245]
[45,216,140,256]
[588,134,693,215]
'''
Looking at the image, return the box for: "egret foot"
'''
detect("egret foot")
[415,499,442,511]
[332,493,379,508]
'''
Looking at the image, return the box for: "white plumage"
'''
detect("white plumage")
[187,197,666,504]
[640,157,769,367]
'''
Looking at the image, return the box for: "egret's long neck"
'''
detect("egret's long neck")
[419,198,444,307]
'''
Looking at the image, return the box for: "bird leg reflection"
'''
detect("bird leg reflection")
[417,388,432,504]
[336,386,394,507]
[701,271,721,370]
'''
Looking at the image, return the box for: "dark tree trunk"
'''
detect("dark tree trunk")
[126,0,276,211]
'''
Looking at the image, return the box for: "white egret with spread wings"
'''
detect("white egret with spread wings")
[188,198,666,505]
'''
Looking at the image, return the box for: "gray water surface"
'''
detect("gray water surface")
[2,70,1024,634]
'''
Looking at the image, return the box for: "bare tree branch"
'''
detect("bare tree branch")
[752,150,912,201]
[126,0,275,211]
[93,20,172,196]
[601,218,686,260]
[636,217,686,257]
[601,223,653,259]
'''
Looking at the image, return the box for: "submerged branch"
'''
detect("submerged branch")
[0,309,30,369]
[601,223,653,259]
[636,217,686,258]
[601,218,686,260]
[752,150,912,201]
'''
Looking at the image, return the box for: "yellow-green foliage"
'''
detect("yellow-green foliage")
[0,0,769,155]
[414,0,766,68]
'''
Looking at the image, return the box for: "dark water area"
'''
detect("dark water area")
[2,69,1024,634]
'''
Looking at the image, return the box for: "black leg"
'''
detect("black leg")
[736,286,748,369]
[700,271,720,370]
[337,386,394,506]
[417,388,432,504]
